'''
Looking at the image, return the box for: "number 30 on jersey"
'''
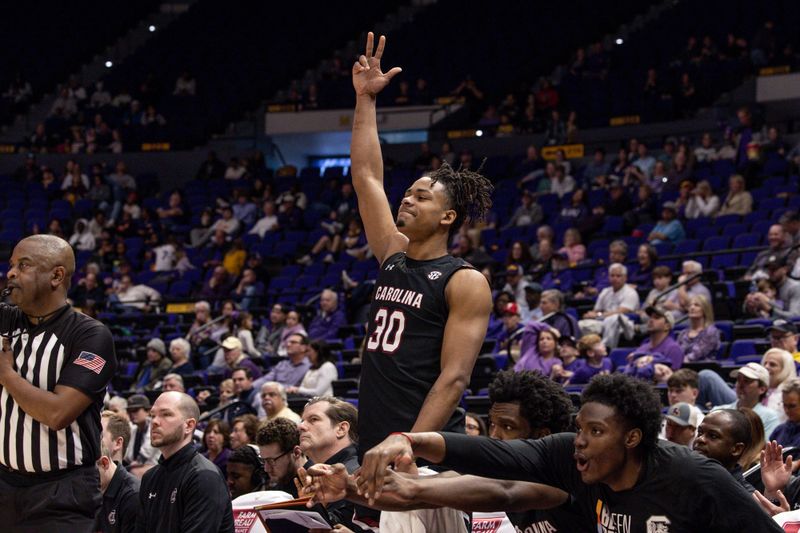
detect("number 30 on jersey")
[366,308,406,353]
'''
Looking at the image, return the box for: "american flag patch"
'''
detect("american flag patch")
[73,351,106,374]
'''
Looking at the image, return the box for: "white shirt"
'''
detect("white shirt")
[152,244,175,271]
[116,284,161,309]
[248,215,279,238]
[297,362,338,397]
[595,284,640,313]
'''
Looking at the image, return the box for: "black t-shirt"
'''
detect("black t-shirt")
[442,433,783,533]
[0,304,116,474]
[358,252,474,454]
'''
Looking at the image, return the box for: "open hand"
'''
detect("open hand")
[352,32,402,97]
[761,440,793,495]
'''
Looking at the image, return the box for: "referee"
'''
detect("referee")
[0,235,116,532]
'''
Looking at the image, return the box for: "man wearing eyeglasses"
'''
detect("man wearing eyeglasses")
[256,417,309,497]
[769,320,800,361]
[252,333,311,395]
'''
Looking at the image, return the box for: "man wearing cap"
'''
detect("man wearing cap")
[523,282,544,321]
[221,336,262,380]
[502,264,531,320]
[125,394,161,477]
[635,306,682,368]
[541,252,575,294]
[693,409,756,493]
[647,201,686,245]
[130,338,172,392]
[781,210,800,247]
[495,302,524,362]
[579,263,639,349]
[712,362,781,439]
[664,402,701,447]
[769,320,800,362]
[745,224,792,280]
[745,254,800,319]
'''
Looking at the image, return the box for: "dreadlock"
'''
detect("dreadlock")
[428,160,493,237]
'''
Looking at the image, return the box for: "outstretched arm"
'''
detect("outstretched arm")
[351,32,407,264]
[411,269,491,432]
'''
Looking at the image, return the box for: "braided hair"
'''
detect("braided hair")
[428,161,493,237]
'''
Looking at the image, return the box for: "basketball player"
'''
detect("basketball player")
[351,32,494,455]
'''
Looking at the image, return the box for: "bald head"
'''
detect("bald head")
[157,391,200,422]
[18,235,75,289]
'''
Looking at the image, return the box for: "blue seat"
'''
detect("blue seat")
[732,233,760,248]
[703,236,731,251]
[695,226,720,241]
[722,223,749,237]
[610,348,634,370]
[710,253,738,270]
[714,214,741,227]
[729,340,757,359]
[673,239,700,255]
[759,197,786,211]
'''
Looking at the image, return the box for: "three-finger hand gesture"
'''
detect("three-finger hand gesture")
[352,32,402,97]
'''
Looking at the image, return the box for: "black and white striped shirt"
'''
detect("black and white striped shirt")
[0,305,116,474]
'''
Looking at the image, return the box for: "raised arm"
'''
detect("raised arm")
[411,268,491,432]
[351,32,407,264]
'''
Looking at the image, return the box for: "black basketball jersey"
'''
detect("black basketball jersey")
[358,252,473,454]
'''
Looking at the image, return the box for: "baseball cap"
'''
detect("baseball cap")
[506,264,524,277]
[146,338,166,356]
[661,201,678,212]
[730,362,770,386]
[221,336,243,351]
[127,394,151,411]
[645,306,675,329]
[766,254,788,269]
[558,335,577,347]
[769,319,798,335]
[524,282,543,293]
[665,402,699,427]
[503,302,520,316]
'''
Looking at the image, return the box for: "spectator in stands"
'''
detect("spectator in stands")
[187,300,213,348]
[259,332,311,389]
[692,409,755,492]
[770,378,800,445]
[712,363,781,439]
[257,418,309,496]
[202,419,232,477]
[235,312,260,358]
[487,291,513,341]
[298,396,363,530]
[255,303,288,356]
[557,228,586,264]
[277,310,307,357]
[495,302,525,362]
[664,370,705,435]
[745,225,792,280]
[110,274,161,312]
[551,335,582,383]
[125,394,160,477]
[168,338,194,376]
[161,373,185,392]
[199,265,233,301]
[248,200,279,238]
[68,218,95,251]
[746,254,800,319]
[230,414,259,450]
[570,334,612,385]
[210,206,241,241]
[539,289,580,339]
[694,132,718,162]
[544,110,566,145]
[647,201,685,245]
[69,271,105,308]
[663,404,700,451]
[502,190,542,229]
[222,238,246,277]
[515,324,561,376]
[628,243,657,289]
[625,183,658,231]
[259,381,301,423]
[307,289,347,342]
[530,226,555,262]
[196,151,226,180]
[503,263,532,319]
[173,70,196,96]
[131,338,172,392]
[141,104,166,129]
[579,263,639,348]
[277,194,304,230]
[666,260,712,320]
[556,189,589,227]
[716,174,753,217]
[505,240,535,273]
[287,340,338,398]
[221,336,262,380]
[781,210,800,247]
[677,295,721,362]
[685,180,720,219]
[626,306,685,372]
[229,367,260,420]
[549,165,575,199]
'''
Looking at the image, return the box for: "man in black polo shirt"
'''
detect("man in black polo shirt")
[96,411,139,533]
[0,235,116,532]
[137,391,232,533]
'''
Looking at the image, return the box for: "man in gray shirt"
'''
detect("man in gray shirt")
[746,254,800,319]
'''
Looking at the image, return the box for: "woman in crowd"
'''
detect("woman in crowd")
[678,295,721,363]
[761,348,797,420]
[685,180,720,219]
[278,309,307,356]
[738,407,765,470]
[465,413,487,436]
[629,243,658,289]
[506,240,535,272]
[202,419,232,477]
[287,341,338,397]
[487,291,514,340]
[237,311,260,358]
[558,228,586,264]
[514,325,560,376]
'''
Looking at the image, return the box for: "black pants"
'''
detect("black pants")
[0,465,101,533]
